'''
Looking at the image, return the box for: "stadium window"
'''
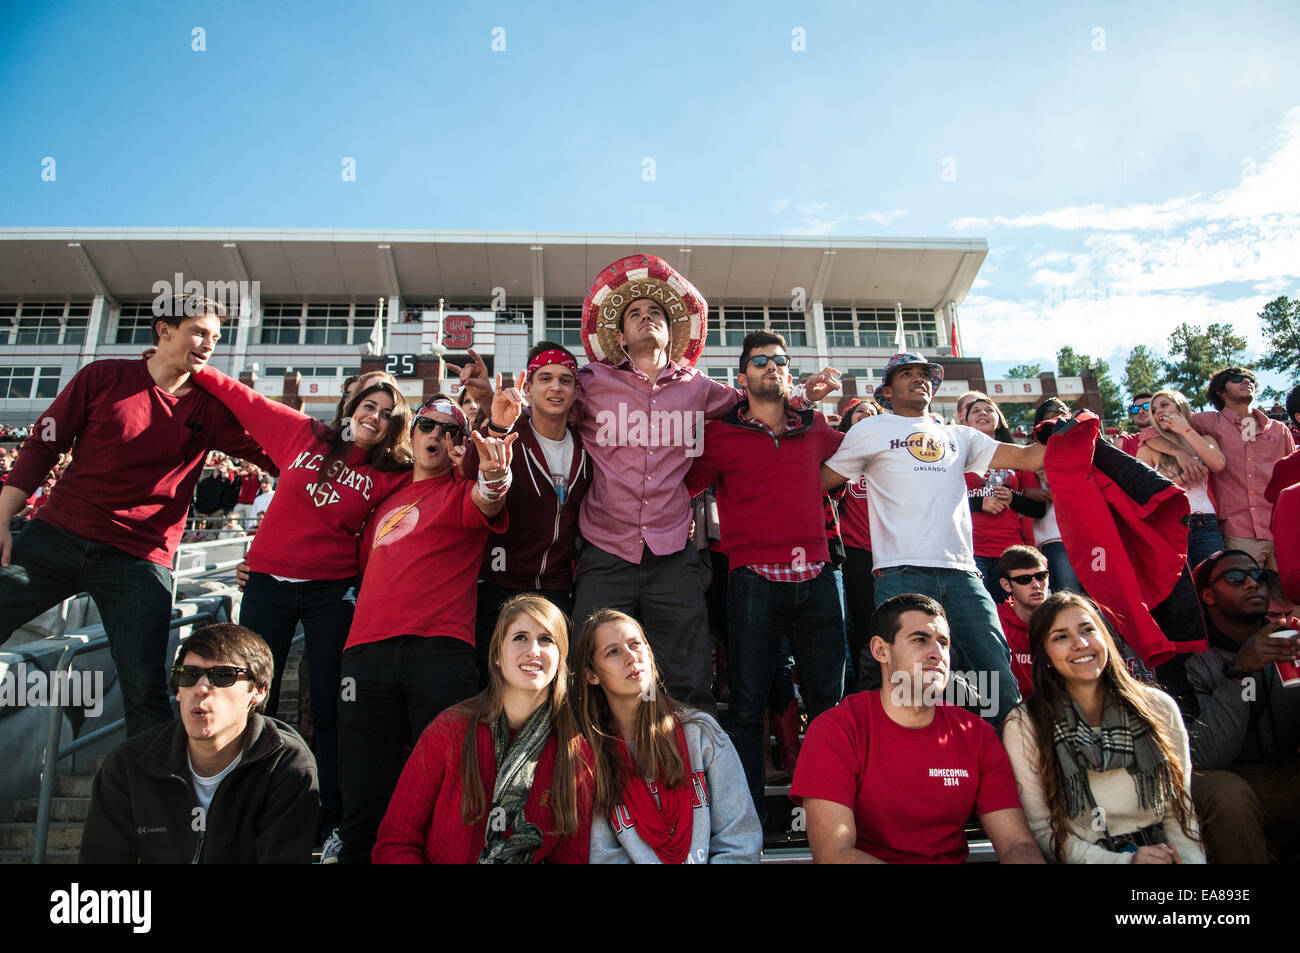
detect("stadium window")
[0,366,36,398]
[723,306,766,347]
[765,307,809,347]
[854,309,896,348]
[16,302,63,345]
[115,303,155,345]
[0,303,17,345]
[304,303,350,345]
[902,309,939,349]
[706,366,733,386]
[351,304,378,344]
[544,304,583,347]
[261,303,304,345]
[35,366,61,398]
[823,307,855,347]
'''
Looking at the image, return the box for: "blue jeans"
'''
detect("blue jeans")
[870,564,1020,727]
[241,571,357,836]
[0,519,174,735]
[727,566,846,817]
[1186,516,1225,570]
[1040,540,1084,595]
[974,555,1006,605]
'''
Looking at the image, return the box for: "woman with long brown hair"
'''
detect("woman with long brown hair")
[371,594,593,863]
[187,364,413,853]
[1001,592,1203,863]
[576,609,761,864]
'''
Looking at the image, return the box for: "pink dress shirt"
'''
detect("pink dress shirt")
[1191,408,1296,540]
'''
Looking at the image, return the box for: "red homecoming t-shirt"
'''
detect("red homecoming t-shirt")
[790,691,1022,863]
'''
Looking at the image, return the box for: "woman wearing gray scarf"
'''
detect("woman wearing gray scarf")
[1002,592,1204,863]
[372,595,593,863]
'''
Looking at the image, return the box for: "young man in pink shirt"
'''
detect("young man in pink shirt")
[0,296,268,735]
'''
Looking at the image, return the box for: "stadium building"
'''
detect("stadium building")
[0,228,1102,425]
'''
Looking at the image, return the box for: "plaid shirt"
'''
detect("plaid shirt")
[740,405,825,583]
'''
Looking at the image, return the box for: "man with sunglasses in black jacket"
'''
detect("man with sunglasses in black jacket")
[80,623,319,863]
[1172,550,1300,862]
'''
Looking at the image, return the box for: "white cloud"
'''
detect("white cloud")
[856,209,909,226]
[789,215,848,236]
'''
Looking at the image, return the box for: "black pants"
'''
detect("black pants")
[336,635,478,863]
[474,580,573,690]
[571,543,715,714]
[842,547,876,691]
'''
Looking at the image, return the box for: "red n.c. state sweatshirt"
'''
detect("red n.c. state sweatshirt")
[685,405,844,567]
[191,365,410,579]
[8,359,272,566]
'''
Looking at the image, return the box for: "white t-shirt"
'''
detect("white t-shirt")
[188,751,243,814]
[1032,472,1060,547]
[824,413,1000,571]
[531,423,574,504]
[251,490,275,524]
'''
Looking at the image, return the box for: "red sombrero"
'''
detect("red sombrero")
[581,254,708,367]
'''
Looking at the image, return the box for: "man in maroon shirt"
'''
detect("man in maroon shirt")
[0,295,269,735]
[686,330,847,817]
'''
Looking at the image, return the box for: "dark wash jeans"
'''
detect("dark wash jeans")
[0,519,174,735]
[240,571,357,836]
[866,564,1021,728]
[337,634,478,863]
[727,566,846,818]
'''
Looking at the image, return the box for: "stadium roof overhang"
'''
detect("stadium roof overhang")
[0,228,987,308]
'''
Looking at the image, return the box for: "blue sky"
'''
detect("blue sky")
[2,0,1298,393]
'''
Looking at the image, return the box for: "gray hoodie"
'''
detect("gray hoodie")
[589,714,763,864]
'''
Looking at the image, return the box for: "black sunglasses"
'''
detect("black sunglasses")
[1226,374,1254,385]
[1007,570,1049,586]
[413,417,465,440]
[1128,402,1150,415]
[171,665,252,689]
[1210,566,1266,586]
[747,354,790,368]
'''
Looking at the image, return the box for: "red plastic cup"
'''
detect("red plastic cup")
[1272,630,1300,687]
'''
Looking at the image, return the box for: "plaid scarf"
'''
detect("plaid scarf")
[1050,694,1171,825]
[477,702,552,865]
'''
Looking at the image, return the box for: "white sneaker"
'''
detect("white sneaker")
[320,828,342,864]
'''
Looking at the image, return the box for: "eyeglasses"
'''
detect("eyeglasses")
[413,417,465,440]
[1210,567,1266,586]
[1226,374,1253,385]
[1007,570,1049,586]
[171,665,252,688]
[1129,402,1150,415]
[747,354,790,368]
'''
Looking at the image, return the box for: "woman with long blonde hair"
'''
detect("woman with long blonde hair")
[372,594,593,863]
[575,609,761,863]
[1001,592,1203,863]
[1137,388,1226,567]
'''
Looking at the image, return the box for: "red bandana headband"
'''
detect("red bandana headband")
[527,349,578,379]
[413,397,467,432]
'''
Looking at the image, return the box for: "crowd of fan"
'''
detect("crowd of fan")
[2,273,1299,866]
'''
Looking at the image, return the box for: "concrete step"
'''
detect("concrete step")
[0,848,78,864]
[55,775,94,798]
[0,822,82,851]
[11,796,90,823]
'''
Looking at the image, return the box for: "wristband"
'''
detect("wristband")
[1222,661,1250,681]
[487,420,511,435]
[478,468,512,502]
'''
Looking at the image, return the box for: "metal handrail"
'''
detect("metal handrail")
[32,609,215,863]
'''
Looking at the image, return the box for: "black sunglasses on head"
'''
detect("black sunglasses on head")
[171,665,252,689]
[1007,570,1049,586]
[747,354,790,368]
[413,417,465,440]
[1210,566,1266,586]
